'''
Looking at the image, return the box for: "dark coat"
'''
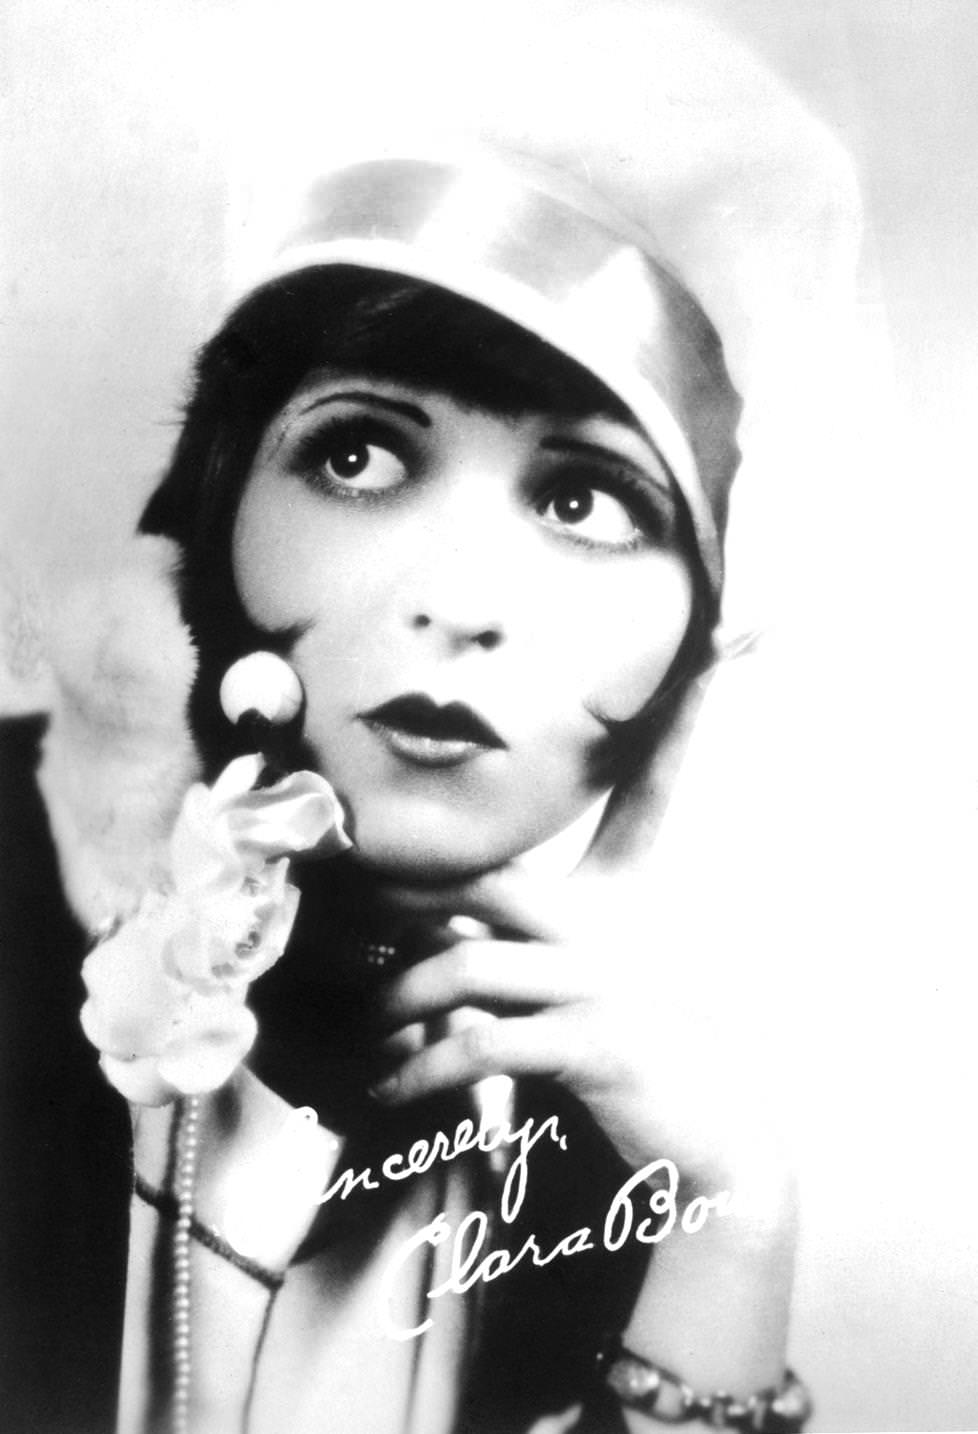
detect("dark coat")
[0,717,130,1434]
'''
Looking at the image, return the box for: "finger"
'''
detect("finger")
[375,1007,494,1059]
[376,1022,428,1061]
[369,1010,579,1104]
[378,940,593,1029]
[375,868,568,943]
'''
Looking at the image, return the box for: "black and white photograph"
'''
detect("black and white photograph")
[1,3,975,1431]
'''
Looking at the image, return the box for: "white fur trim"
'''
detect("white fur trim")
[31,536,201,932]
[0,549,55,713]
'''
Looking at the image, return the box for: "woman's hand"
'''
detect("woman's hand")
[371,860,790,1202]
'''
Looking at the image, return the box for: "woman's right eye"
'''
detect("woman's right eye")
[316,434,408,492]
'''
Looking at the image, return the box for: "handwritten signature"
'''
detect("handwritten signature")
[313,1107,567,1225]
[379,1153,733,1339]
[285,1107,733,1340]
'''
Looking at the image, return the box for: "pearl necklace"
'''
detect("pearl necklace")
[172,1095,202,1434]
[165,940,395,1430]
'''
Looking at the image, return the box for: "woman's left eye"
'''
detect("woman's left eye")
[536,479,642,549]
[318,436,407,492]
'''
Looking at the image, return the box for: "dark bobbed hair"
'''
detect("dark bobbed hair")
[140,266,734,786]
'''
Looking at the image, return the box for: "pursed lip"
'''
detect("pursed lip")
[360,694,506,766]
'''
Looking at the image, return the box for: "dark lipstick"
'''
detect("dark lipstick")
[361,694,505,767]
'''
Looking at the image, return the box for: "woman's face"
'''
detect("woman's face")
[233,370,694,877]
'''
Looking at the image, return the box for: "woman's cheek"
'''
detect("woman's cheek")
[233,475,371,629]
[570,562,694,723]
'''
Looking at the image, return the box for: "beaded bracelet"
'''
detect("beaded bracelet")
[596,1336,813,1432]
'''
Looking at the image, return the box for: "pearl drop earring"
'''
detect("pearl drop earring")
[219,652,304,775]
[219,651,304,727]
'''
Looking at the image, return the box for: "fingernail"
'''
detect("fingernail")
[368,1074,399,1102]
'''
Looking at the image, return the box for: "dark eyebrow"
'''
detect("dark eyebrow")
[296,390,432,427]
[539,436,673,499]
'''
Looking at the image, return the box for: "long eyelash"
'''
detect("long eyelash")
[596,468,676,544]
[554,523,647,556]
[290,416,403,470]
[540,466,676,550]
[288,416,411,500]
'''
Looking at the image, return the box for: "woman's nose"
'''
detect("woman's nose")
[401,511,514,654]
[408,609,503,651]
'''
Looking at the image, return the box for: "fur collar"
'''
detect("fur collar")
[2,537,200,933]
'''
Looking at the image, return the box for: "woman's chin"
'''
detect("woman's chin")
[351,836,503,883]
[338,786,593,882]
[344,808,528,883]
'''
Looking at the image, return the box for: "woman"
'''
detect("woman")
[62,153,799,1433]
[0,14,859,1434]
